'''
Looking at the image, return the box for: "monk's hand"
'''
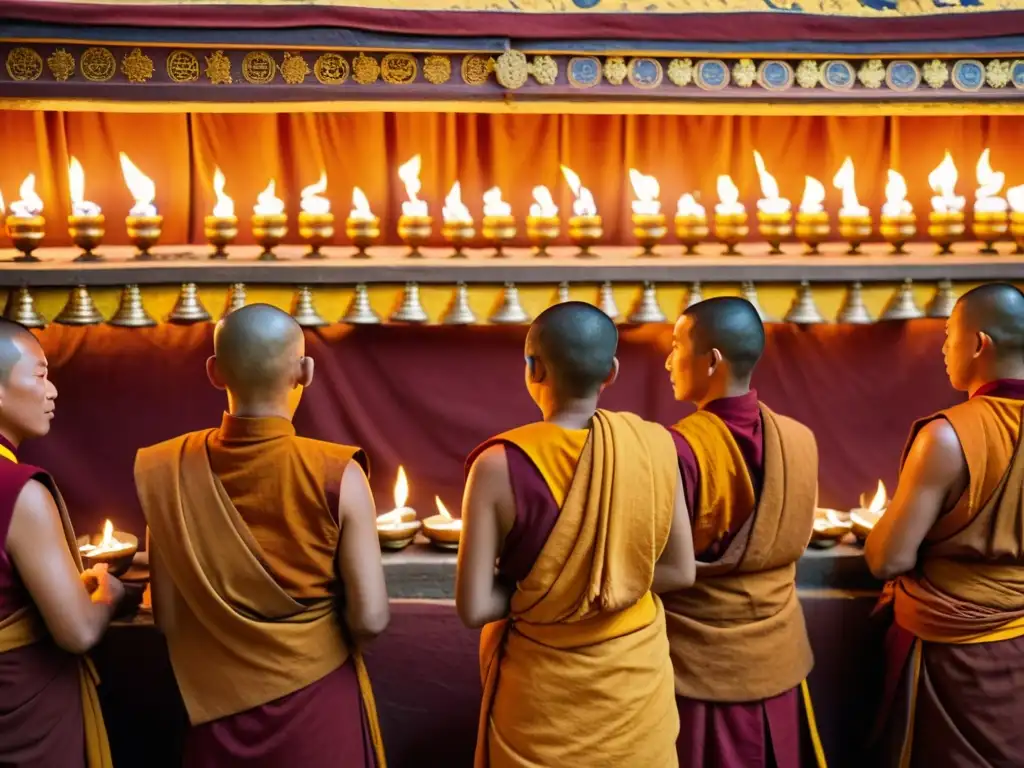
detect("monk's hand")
[85,564,125,606]
[80,565,102,595]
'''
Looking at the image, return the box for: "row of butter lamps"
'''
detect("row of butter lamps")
[2,152,1024,262]
[2,279,957,330]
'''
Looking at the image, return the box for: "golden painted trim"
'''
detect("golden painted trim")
[0,37,489,55]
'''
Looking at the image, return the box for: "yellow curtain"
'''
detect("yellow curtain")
[0,112,1020,247]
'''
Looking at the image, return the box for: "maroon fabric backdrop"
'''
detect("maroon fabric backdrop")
[23,321,958,538]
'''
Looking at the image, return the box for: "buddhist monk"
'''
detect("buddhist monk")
[866,282,1024,767]
[662,296,822,768]
[458,300,695,767]
[134,304,389,768]
[0,318,120,767]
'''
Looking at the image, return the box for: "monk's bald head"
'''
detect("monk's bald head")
[211,304,307,398]
[945,283,1024,392]
[0,320,37,384]
[683,296,765,379]
[525,302,618,399]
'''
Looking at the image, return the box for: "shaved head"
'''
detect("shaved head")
[944,282,1024,392]
[955,283,1024,359]
[0,319,36,384]
[683,296,765,379]
[526,302,618,398]
[212,304,305,397]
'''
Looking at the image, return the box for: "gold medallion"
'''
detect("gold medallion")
[381,53,417,85]
[80,47,116,82]
[352,53,380,85]
[314,53,349,85]
[280,52,310,85]
[242,51,276,84]
[166,50,199,83]
[461,54,494,86]
[6,47,43,82]
[121,48,154,84]
[422,55,451,85]
[46,48,75,82]
[204,50,232,85]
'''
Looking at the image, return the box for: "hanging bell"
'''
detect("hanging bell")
[556,282,571,304]
[54,286,104,326]
[597,282,619,321]
[390,282,429,324]
[443,283,477,325]
[628,282,667,324]
[926,279,957,319]
[222,283,247,318]
[3,287,46,329]
[167,283,211,325]
[684,282,704,310]
[836,282,872,325]
[341,284,381,325]
[783,281,825,325]
[109,285,156,327]
[880,279,924,322]
[489,283,531,325]
[290,286,327,328]
[740,281,772,323]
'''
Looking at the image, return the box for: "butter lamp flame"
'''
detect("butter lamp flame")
[441,181,474,257]
[561,165,598,217]
[212,168,234,217]
[350,187,375,221]
[443,181,472,223]
[67,157,105,261]
[714,175,747,255]
[883,170,912,216]
[867,480,887,515]
[254,180,285,216]
[482,186,515,257]
[346,186,380,258]
[529,185,558,218]
[880,170,916,254]
[398,154,427,216]
[119,153,157,217]
[973,149,1008,253]
[795,176,829,254]
[483,186,512,218]
[69,157,100,217]
[204,167,237,259]
[833,157,871,254]
[5,174,46,262]
[753,151,790,214]
[677,194,705,217]
[297,172,334,258]
[928,151,966,253]
[436,496,452,520]
[629,169,661,216]
[675,193,708,255]
[394,465,409,509]
[10,173,43,218]
[975,148,1006,205]
[300,171,330,215]
[527,185,560,256]
[799,176,826,215]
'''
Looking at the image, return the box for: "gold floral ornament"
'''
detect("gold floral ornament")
[314,52,348,85]
[667,58,694,87]
[205,50,232,85]
[242,51,276,84]
[423,55,451,85]
[352,53,380,85]
[6,48,43,81]
[461,55,494,86]
[857,59,885,89]
[604,56,628,85]
[495,50,529,89]
[528,55,558,86]
[281,52,310,85]
[796,60,820,88]
[80,47,116,82]
[166,50,199,83]
[47,48,75,82]
[121,48,154,84]
[922,59,949,89]
[986,59,1011,88]
[732,59,756,88]
[381,53,417,85]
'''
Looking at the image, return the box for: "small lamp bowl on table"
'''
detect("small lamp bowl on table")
[809,508,853,549]
[77,531,139,577]
[377,520,423,551]
[422,516,461,550]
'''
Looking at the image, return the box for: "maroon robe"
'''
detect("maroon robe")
[181,414,374,768]
[0,437,85,766]
[671,391,803,768]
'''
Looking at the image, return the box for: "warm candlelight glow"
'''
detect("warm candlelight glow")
[676,193,706,217]
[715,175,744,215]
[300,171,331,215]
[832,157,868,216]
[561,165,598,217]
[0,188,4,216]
[350,186,375,221]
[753,151,790,214]
[1009,185,1024,213]
[394,465,409,509]
[119,152,157,217]
[813,509,852,533]
[865,480,887,515]
[483,186,512,217]
[929,152,965,213]
[9,174,44,218]
[629,168,661,216]
[212,167,235,217]
[529,185,558,217]
[431,496,462,530]
[443,181,472,223]
[398,154,428,217]
[79,519,133,556]
[254,180,285,216]
[69,157,101,217]
[799,176,826,214]
[883,170,912,217]
[436,496,452,520]
[974,149,1007,213]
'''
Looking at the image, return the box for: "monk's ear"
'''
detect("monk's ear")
[707,347,723,375]
[603,357,619,389]
[975,331,993,358]
[527,355,545,384]
[297,356,314,388]
[205,356,227,391]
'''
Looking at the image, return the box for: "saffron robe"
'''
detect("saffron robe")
[667,398,821,768]
[134,414,386,768]
[0,439,112,768]
[878,379,1024,768]
[467,411,681,768]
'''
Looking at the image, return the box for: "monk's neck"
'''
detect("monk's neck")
[695,379,752,410]
[225,394,295,421]
[541,398,599,430]
[0,425,23,450]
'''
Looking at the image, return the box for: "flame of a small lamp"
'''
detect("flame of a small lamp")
[867,480,887,515]
[435,496,453,520]
[300,171,331,215]
[254,179,285,216]
[483,186,512,217]
[529,185,558,217]
[560,165,598,217]
[101,519,115,549]
[350,186,375,221]
[799,176,826,214]
[928,152,965,213]
[212,167,235,218]
[832,157,868,216]
[0,187,4,216]
[715,174,744,215]
[882,170,912,217]
[443,181,472,223]
[394,465,409,509]
[119,152,157,217]
[629,169,661,216]
[398,154,428,216]
[676,193,706,218]
[753,151,790,214]
[974,149,1007,213]
[1008,185,1024,214]
[9,173,44,218]
[68,157,101,216]
[80,519,131,556]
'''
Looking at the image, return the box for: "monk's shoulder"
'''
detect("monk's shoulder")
[288,436,369,477]
[768,410,816,447]
[465,422,546,472]
[135,431,209,472]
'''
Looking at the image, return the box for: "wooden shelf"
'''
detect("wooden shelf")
[0,243,1020,287]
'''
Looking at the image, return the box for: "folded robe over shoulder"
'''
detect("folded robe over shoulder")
[470,410,681,768]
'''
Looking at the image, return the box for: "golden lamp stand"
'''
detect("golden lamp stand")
[346,216,381,259]
[526,215,559,257]
[126,215,163,260]
[398,215,432,258]
[4,215,45,262]
[204,215,237,259]
[69,214,105,262]
[795,212,829,255]
[298,212,335,259]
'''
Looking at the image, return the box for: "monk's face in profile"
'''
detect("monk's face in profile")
[943,302,987,393]
[0,333,57,441]
[666,315,717,403]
